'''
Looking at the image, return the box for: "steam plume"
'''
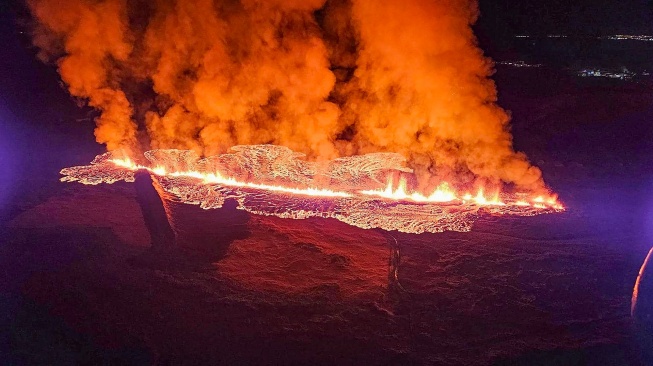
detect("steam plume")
[28,0,546,191]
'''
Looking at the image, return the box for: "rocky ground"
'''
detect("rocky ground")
[2,13,653,365]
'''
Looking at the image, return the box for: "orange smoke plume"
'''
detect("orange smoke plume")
[28,0,548,193]
[343,0,543,191]
[28,0,137,152]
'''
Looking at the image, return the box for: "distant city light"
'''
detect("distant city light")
[496,60,542,68]
[601,35,653,41]
[497,60,650,82]
[513,35,568,39]
[515,34,653,41]
[505,34,653,82]
[577,68,637,80]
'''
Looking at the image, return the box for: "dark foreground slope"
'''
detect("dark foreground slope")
[0,176,646,366]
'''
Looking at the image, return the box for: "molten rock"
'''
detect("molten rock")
[61,145,563,234]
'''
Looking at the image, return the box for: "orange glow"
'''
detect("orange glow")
[110,157,353,198]
[60,147,565,234]
[359,180,561,208]
[30,0,552,194]
[110,154,563,209]
[360,178,457,203]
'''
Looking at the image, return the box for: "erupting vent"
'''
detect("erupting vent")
[61,145,563,234]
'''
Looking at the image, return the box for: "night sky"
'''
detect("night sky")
[477,0,653,36]
[4,0,653,48]
[3,1,653,64]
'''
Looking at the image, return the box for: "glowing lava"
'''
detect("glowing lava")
[360,178,457,203]
[111,157,353,198]
[60,145,564,234]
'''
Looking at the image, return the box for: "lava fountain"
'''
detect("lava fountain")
[61,145,563,234]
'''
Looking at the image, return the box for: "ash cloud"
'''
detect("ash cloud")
[28,0,546,192]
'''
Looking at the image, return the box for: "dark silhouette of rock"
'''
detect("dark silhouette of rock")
[134,170,176,250]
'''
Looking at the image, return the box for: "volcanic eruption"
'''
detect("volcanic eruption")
[28,0,563,234]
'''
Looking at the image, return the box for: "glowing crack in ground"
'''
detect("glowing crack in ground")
[60,145,563,234]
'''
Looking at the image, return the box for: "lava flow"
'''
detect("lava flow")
[60,145,563,234]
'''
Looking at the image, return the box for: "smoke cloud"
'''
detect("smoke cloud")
[28,0,546,192]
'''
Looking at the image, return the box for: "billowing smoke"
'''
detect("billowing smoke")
[29,0,136,151]
[27,0,546,192]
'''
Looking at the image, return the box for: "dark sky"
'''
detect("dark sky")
[477,0,653,37]
[4,1,653,42]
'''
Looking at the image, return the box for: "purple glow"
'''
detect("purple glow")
[0,106,19,221]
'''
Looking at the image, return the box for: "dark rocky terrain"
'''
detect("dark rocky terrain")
[3,8,653,366]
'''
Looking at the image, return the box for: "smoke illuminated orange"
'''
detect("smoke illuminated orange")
[30,0,550,193]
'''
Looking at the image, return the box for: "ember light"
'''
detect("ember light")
[61,146,564,234]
